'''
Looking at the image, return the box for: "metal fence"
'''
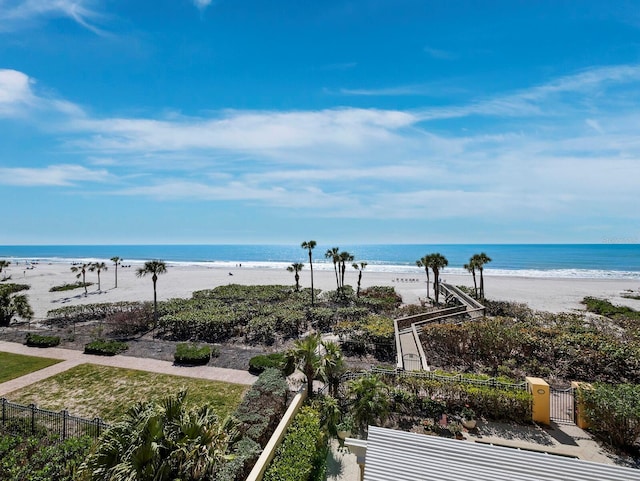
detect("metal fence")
[0,398,109,440]
[340,367,527,391]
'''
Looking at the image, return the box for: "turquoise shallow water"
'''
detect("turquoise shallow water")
[0,244,639,279]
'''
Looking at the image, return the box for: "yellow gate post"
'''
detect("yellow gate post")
[572,381,592,429]
[526,377,550,425]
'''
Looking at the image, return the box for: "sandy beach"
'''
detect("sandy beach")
[3,261,640,321]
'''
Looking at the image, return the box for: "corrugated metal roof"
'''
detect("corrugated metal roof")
[363,426,639,481]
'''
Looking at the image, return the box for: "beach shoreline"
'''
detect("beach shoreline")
[2,261,640,320]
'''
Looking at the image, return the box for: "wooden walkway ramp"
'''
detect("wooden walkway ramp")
[394,284,485,371]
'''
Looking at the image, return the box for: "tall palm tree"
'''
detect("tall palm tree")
[429,253,448,305]
[286,262,304,292]
[473,252,492,300]
[301,240,317,306]
[464,257,479,298]
[416,254,433,300]
[71,263,90,295]
[111,256,122,288]
[352,261,368,297]
[339,251,354,293]
[82,390,235,481]
[288,333,322,396]
[136,260,167,334]
[325,247,341,290]
[89,261,107,291]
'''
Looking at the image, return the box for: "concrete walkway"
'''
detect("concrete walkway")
[0,340,257,397]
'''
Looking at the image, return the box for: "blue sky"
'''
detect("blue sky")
[1,0,639,245]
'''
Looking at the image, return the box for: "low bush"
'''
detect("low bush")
[49,282,92,292]
[25,333,60,347]
[84,339,128,356]
[248,353,294,375]
[215,437,262,481]
[174,343,212,365]
[263,406,326,481]
[578,382,640,450]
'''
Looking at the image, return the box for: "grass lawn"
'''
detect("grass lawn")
[7,364,248,422]
[0,352,62,383]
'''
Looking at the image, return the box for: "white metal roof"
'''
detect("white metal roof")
[363,426,639,481]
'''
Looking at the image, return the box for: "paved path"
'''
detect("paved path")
[0,340,257,397]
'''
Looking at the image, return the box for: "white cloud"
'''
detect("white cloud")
[193,0,212,11]
[0,164,111,186]
[0,0,105,34]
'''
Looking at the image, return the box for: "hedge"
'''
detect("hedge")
[84,339,128,356]
[25,333,60,348]
[263,406,326,481]
[248,353,294,376]
[174,343,213,365]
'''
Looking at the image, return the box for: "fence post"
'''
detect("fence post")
[526,377,550,425]
[1,398,5,426]
[62,410,68,440]
[30,403,36,434]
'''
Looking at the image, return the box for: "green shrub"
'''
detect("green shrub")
[578,383,640,449]
[248,353,294,376]
[174,343,212,365]
[215,437,262,481]
[49,282,93,292]
[84,339,128,356]
[25,333,61,347]
[263,406,326,481]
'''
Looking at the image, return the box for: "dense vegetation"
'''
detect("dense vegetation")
[84,339,129,356]
[0,283,33,327]
[174,343,215,365]
[25,332,61,347]
[49,282,93,292]
[421,299,640,383]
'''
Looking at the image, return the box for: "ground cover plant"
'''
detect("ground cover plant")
[84,339,128,355]
[0,431,92,481]
[174,342,215,365]
[0,352,61,383]
[7,363,247,422]
[25,332,61,347]
[49,281,93,292]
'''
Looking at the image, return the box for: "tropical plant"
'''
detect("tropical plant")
[89,261,107,291]
[111,256,122,288]
[429,253,448,304]
[0,260,10,279]
[70,263,90,295]
[325,247,340,290]
[82,390,236,480]
[464,257,479,298]
[288,333,322,395]
[352,261,368,297]
[136,259,167,334]
[416,255,432,300]
[338,251,354,294]
[472,252,491,299]
[287,262,304,292]
[0,283,33,327]
[301,240,317,306]
[319,340,345,398]
[347,374,390,432]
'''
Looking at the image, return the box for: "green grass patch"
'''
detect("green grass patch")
[6,363,247,422]
[49,281,93,292]
[0,352,61,383]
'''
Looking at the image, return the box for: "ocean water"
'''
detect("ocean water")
[0,244,639,280]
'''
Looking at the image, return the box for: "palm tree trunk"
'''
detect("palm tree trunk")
[434,269,440,304]
[152,276,158,336]
[97,271,101,291]
[424,268,430,299]
[357,271,362,297]
[472,269,478,298]
[479,268,485,300]
[115,264,118,288]
[308,252,315,306]
[295,273,300,292]
[333,261,339,290]
[83,272,87,295]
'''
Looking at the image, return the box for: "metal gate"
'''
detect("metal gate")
[402,353,421,371]
[550,385,575,424]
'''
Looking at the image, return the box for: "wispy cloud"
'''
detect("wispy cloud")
[0,0,105,34]
[0,164,111,186]
[424,46,456,60]
[193,0,213,11]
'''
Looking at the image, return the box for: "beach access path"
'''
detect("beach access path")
[0,340,257,397]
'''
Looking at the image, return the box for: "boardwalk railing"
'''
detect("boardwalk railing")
[340,367,527,391]
[0,398,109,440]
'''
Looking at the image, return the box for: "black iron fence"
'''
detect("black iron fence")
[0,398,109,440]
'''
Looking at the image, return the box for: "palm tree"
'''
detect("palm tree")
[136,260,167,334]
[286,262,304,292]
[71,263,90,295]
[472,252,492,300]
[288,333,322,396]
[0,284,33,327]
[464,258,479,298]
[338,251,354,294]
[352,262,368,297]
[89,261,107,291]
[325,247,340,290]
[82,390,235,481]
[416,255,433,300]
[0,260,10,279]
[347,375,389,433]
[429,253,448,305]
[319,340,345,398]
[301,241,317,306]
[111,256,122,288]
